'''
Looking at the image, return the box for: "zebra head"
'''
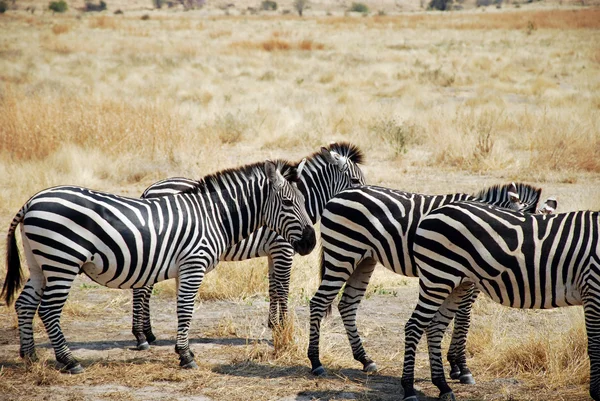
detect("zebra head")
[319,142,366,188]
[264,160,316,256]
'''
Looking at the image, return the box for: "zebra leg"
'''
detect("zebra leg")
[338,258,377,373]
[174,269,204,369]
[15,239,45,363]
[402,280,456,401]
[37,272,82,374]
[308,252,353,376]
[425,283,473,401]
[584,296,600,401]
[267,244,294,328]
[132,285,154,350]
[447,285,478,384]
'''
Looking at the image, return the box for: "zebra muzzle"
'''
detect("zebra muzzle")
[294,226,316,256]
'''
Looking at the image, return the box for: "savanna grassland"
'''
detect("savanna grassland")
[0,3,599,401]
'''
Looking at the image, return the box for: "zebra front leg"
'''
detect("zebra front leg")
[447,285,478,384]
[132,285,154,350]
[402,280,455,401]
[584,296,600,401]
[174,268,205,369]
[308,253,352,376]
[37,274,83,374]
[338,258,377,373]
[426,284,473,401]
[268,245,294,328]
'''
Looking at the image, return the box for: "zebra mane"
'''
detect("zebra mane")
[317,142,365,165]
[473,182,542,213]
[181,159,299,194]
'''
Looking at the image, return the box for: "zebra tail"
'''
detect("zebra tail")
[318,246,333,318]
[2,210,25,306]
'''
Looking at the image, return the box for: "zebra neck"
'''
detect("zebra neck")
[298,160,338,224]
[200,178,268,248]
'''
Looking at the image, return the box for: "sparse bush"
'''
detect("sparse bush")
[113,8,123,14]
[371,118,417,157]
[141,13,150,20]
[84,1,107,11]
[476,0,492,6]
[0,1,8,13]
[153,0,164,8]
[261,0,277,10]
[349,2,369,13]
[48,0,68,13]
[293,0,307,16]
[179,0,205,9]
[215,112,246,144]
[429,0,452,10]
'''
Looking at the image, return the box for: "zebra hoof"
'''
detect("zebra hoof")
[180,360,198,369]
[311,366,326,376]
[449,365,461,380]
[459,373,475,385]
[439,391,456,401]
[144,332,157,344]
[363,361,377,373]
[402,396,418,401]
[63,363,84,374]
[137,341,150,351]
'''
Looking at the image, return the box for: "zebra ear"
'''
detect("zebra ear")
[320,147,344,169]
[265,160,285,189]
[539,197,557,214]
[508,182,520,203]
[297,158,307,177]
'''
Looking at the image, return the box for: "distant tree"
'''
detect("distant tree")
[428,0,451,9]
[84,1,107,11]
[349,2,369,13]
[48,0,68,13]
[293,0,307,16]
[179,0,205,9]
[261,0,277,10]
[0,1,7,13]
[153,0,164,8]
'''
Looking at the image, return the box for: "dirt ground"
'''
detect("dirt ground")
[0,168,597,401]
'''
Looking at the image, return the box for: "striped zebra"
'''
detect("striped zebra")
[408,201,598,401]
[307,182,542,382]
[446,194,558,381]
[1,160,316,374]
[131,143,366,350]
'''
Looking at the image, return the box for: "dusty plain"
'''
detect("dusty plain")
[0,2,599,400]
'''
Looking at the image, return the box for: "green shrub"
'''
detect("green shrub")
[85,1,107,11]
[429,0,452,10]
[49,0,68,13]
[349,2,369,13]
[0,1,8,13]
[261,0,278,10]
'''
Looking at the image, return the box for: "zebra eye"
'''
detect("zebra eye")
[282,199,294,207]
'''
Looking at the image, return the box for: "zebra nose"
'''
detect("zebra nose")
[294,226,316,256]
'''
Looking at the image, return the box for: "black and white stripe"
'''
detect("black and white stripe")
[405,201,597,401]
[131,143,366,349]
[2,160,315,373]
[307,182,542,380]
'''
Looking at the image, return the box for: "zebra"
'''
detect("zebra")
[307,182,542,382]
[407,201,598,401]
[131,142,366,350]
[445,195,557,381]
[1,159,316,374]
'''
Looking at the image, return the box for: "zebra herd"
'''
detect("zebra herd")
[3,142,598,401]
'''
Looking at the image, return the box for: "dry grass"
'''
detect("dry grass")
[0,7,599,401]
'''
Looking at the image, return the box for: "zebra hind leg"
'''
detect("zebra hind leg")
[37,272,82,374]
[307,253,353,376]
[132,285,154,350]
[426,283,473,401]
[446,285,478,385]
[15,237,47,364]
[338,258,377,373]
[583,294,600,401]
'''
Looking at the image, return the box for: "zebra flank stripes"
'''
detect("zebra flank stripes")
[2,159,315,373]
[404,201,600,401]
[132,142,366,347]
